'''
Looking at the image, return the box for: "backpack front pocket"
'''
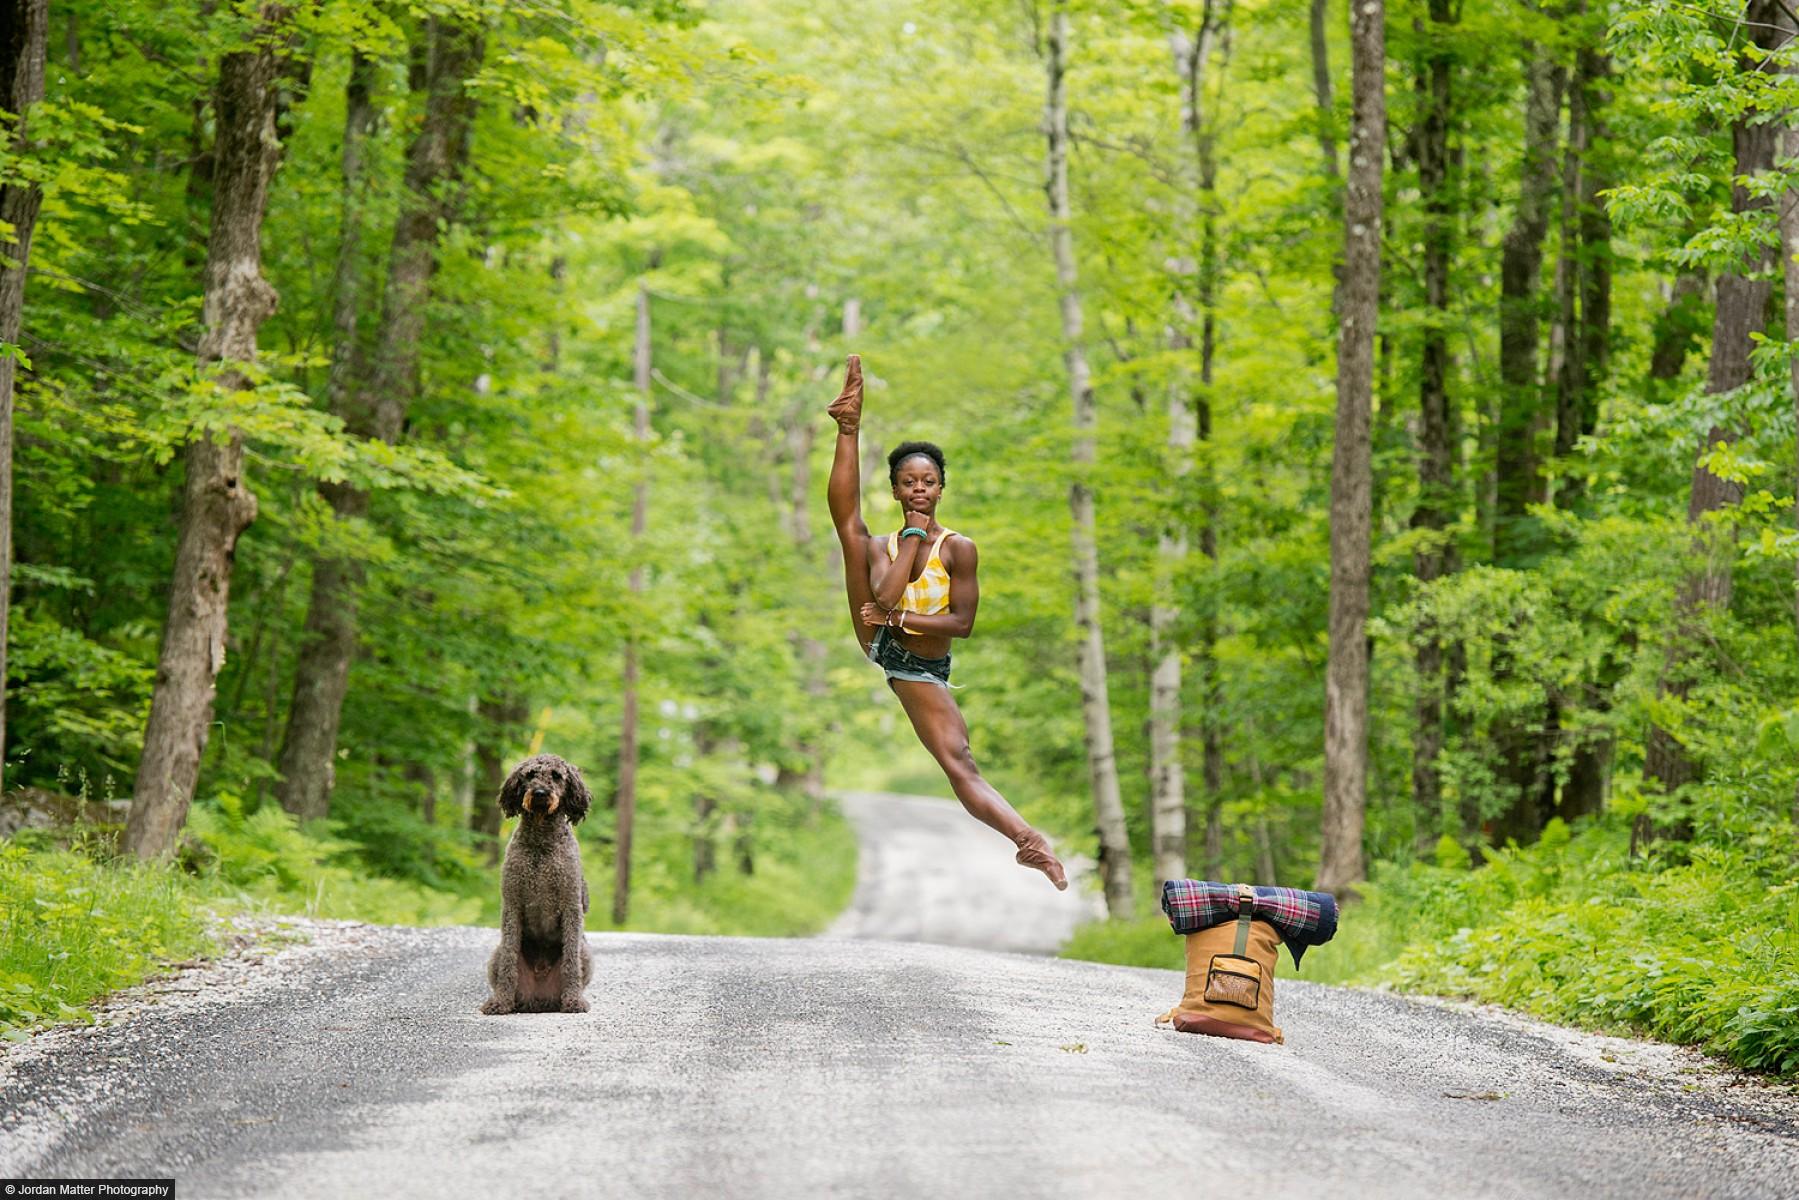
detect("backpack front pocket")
[1204,953,1262,1009]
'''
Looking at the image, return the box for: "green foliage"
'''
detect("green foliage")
[1310,819,1799,1077]
[187,793,486,925]
[578,800,858,937]
[1060,914,1183,972]
[0,840,214,1038]
[1432,833,1473,871]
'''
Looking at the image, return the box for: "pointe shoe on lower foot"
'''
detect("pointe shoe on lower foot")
[1014,828,1068,891]
[828,354,863,432]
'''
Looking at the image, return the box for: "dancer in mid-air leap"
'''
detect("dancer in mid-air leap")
[826,354,1068,890]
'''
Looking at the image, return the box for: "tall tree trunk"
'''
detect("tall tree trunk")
[692,726,718,882]
[275,22,483,820]
[1193,12,1229,888]
[1044,3,1132,917]
[1489,37,1568,846]
[1551,20,1614,824]
[694,790,717,882]
[1553,24,1612,510]
[1782,7,1799,831]
[1309,0,1339,179]
[1254,813,1278,884]
[406,760,436,825]
[0,0,48,797]
[271,46,377,821]
[126,6,289,859]
[1149,342,1192,889]
[787,321,832,807]
[1201,797,1223,879]
[456,692,478,826]
[1317,0,1384,897]
[472,695,525,865]
[1643,0,1782,808]
[1410,0,1456,837]
[1153,6,1227,891]
[1648,270,1708,387]
[1493,40,1564,565]
[614,279,652,926]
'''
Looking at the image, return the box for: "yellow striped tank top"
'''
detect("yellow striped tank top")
[886,528,958,618]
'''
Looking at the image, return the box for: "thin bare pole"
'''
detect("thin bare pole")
[614,281,651,924]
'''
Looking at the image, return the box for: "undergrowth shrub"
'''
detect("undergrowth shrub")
[1316,817,1799,1077]
[186,792,484,925]
[0,838,213,1039]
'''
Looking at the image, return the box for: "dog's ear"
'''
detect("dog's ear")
[497,761,528,818]
[561,760,592,825]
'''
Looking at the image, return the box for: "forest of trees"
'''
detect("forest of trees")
[1,0,1796,1018]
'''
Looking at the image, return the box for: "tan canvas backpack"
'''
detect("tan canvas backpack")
[1156,884,1285,1044]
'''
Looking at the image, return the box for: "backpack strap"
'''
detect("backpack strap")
[1233,884,1256,956]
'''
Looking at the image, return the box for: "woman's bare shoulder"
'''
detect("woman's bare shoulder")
[943,531,978,567]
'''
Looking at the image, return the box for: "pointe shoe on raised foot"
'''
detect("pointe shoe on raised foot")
[1014,827,1068,891]
[827,353,864,433]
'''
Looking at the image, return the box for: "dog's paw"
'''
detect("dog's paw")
[559,994,590,1014]
[480,997,515,1016]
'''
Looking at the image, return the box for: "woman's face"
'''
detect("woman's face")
[892,455,944,516]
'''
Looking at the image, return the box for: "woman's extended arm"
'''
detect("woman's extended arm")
[860,535,979,639]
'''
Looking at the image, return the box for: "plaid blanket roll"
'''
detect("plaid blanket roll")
[1160,880,1339,970]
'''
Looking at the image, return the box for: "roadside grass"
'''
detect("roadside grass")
[0,837,214,1038]
[0,791,857,1039]
[1059,816,1799,1078]
[1057,871,1182,973]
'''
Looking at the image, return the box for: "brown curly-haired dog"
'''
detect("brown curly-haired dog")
[481,753,594,1015]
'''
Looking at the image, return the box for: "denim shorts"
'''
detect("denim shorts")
[867,625,953,686]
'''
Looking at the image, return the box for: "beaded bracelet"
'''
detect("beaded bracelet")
[900,526,929,539]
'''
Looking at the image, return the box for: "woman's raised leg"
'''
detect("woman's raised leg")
[827,356,878,654]
[888,678,1068,889]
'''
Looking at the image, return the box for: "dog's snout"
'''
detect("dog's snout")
[522,780,560,816]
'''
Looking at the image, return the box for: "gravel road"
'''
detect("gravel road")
[824,790,1103,952]
[2,793,1795,1199]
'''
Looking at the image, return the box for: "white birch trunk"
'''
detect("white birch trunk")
[1149,417,1190,892]
[1045,5,1132,917]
